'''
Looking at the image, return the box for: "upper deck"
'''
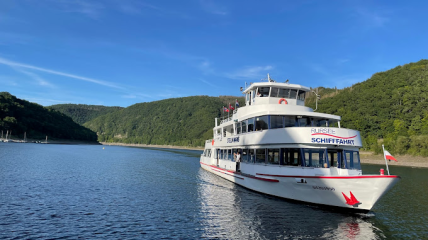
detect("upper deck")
[219,76,340,127]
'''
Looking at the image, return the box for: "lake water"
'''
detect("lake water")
[0,143,426,239]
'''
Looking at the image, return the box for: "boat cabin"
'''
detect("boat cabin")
[243,81,310,107]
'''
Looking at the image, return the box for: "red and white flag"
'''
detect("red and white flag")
[384,149,397,162]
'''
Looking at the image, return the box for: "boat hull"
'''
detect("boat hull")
[200,161,400,212]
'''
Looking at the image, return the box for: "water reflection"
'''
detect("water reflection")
[197,168,383,239]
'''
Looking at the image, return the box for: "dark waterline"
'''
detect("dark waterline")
[0,143,426,239]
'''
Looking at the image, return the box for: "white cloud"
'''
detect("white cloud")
[55,0,104,19]
[0,56,124,89]
[355,8,389,28]
[16,69,56,88]
[200,79,216,87]
[226,66,274,80]
[199,0,229,15]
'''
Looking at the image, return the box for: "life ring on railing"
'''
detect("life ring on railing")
[278,98,288,104]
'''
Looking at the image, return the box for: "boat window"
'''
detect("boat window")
[270,87,279,97]
[298,91,306,101]
[236,122,241,134]
[314,119,328,127]
[219,149,223,159]
[203,150,207,157]
[290,89,298,99]
[258,87,270,97]
[270,115,283,129]
[241,149,248,163]
[303,149,326,168]
[278,88,290,98]
[216,129,221,136]
[255,116,269,131]
[255,149,266,164]
[247,118,255,132]
[298,117,311,127]
[228,149,232,161]
[268,149,280,164]
[241,120,247,133]
[248,149,255,163]
[281,148,301,166]
[207,149,211,158]
[353,151,361,170]
[284,116,296,127]
[328,150,345,168]
[329,120,339,127]
[344,151,361,170]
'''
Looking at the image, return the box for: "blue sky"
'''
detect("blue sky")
[0,0,427,107]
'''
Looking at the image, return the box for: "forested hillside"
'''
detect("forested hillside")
[0,92,97,141]
[49,104,123,125]
[84,96,245,147]
[306,59,428,156]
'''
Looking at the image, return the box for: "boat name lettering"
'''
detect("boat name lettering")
[311,138,355,145]
[313,186,335,191]
[311,128,336,134]
[227,137,240,143]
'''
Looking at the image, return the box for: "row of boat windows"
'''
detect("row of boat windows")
[250,87,306,100]
[217,115,338,135]
[203,148,361,170]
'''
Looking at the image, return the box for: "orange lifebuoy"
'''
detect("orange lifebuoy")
[212,139,214,145]
[278,98,288,104]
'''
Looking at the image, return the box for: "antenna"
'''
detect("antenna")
[312,88,320,111]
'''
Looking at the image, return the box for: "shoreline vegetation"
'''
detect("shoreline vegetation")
[101,142,428,169]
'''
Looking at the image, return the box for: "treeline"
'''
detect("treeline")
[306,59,428,156]
[83,96,245,147]
[49,104,123,125]
[0,92,97,141]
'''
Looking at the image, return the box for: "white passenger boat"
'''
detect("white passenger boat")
[200,75,400,212]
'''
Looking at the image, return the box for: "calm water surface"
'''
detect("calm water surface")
[0,143,426,239]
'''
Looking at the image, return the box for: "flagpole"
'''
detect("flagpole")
[382,144,390,175]
[222,106,224,121]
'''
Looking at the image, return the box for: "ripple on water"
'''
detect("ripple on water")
[0,144,426,239]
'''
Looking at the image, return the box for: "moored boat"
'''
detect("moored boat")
[200,75,400,212]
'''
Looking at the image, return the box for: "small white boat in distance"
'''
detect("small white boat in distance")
[200,75,400,212]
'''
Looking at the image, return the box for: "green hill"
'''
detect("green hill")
[0,92,97,141]
[84,96,245,147]
[306,59,428,156]
[49,104,123,125]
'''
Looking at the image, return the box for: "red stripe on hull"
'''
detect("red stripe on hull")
[256,173,400,179]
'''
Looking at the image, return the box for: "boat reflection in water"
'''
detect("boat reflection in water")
[197,169,382,239]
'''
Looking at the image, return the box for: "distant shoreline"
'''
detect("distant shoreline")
[359,151,428,168]
[101,142,428,168]
[100,142,203,151]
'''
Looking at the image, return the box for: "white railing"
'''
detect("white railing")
[220,116,233,125]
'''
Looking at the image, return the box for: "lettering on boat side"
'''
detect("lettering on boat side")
[310,128,357,145]
[227,137,240,143]
[313,186,335,191]
[311,138,355,145]
[311,128,336,134]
